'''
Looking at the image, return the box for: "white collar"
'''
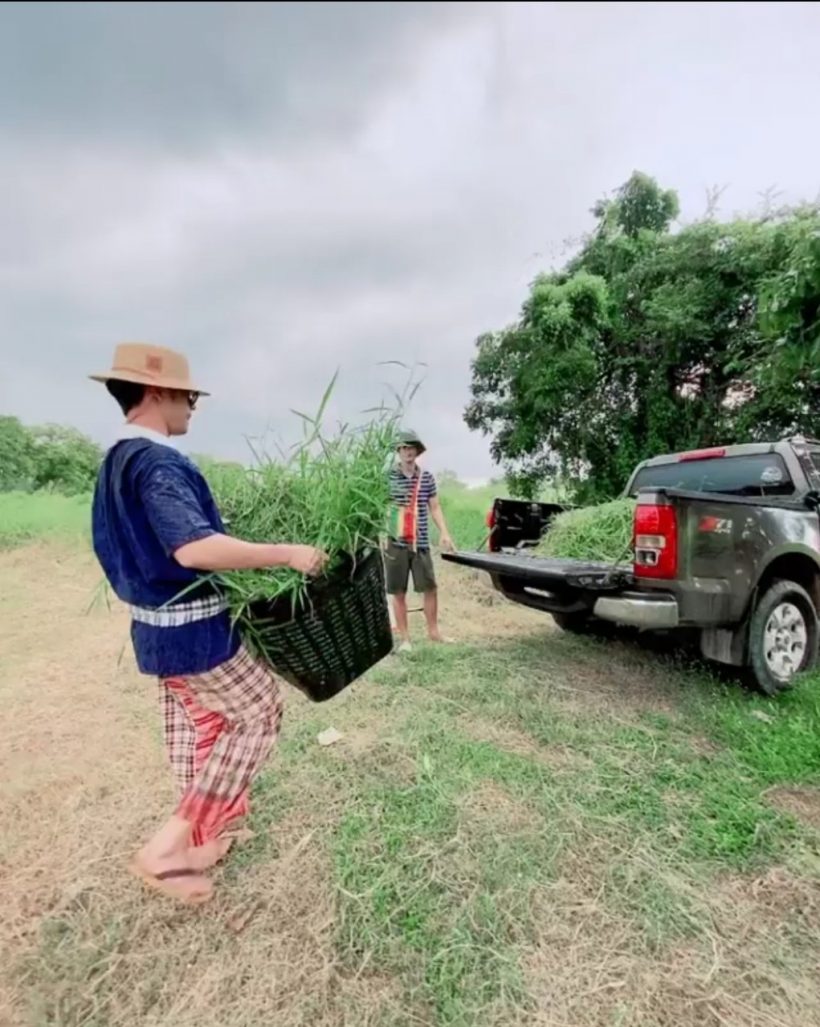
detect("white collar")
[114,423,178,450]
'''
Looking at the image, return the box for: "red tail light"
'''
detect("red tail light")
[486,505,498,551]
[633,502,678,579]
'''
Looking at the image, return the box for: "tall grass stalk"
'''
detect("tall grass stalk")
[206,374,411,625]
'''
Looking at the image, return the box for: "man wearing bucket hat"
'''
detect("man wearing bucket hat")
[90,342,327,905]
[385,429,455,651]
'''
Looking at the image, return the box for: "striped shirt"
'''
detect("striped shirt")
[388,467,437,550]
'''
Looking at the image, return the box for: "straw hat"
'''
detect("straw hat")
[89,342,210,395]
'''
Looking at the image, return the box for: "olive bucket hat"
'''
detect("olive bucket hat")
[397,429,426,456]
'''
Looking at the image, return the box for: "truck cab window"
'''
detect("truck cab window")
[630,454,795,498]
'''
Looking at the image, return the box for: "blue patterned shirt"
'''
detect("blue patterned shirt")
[92,427,240,678]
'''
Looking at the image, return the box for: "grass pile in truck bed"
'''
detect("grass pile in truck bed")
[536,497,636,564]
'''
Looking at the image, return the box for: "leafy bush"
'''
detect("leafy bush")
[0,416,35,491]
[29,425,103,495]
[0,416,102,495]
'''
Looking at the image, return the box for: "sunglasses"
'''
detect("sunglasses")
[186,391,200,410]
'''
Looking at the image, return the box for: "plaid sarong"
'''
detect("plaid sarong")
[159,645,284,846]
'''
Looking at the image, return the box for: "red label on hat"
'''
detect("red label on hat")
[146,355,162,372]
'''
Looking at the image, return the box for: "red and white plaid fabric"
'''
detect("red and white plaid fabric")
[159,645,284,847]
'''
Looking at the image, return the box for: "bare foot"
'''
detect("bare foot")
[188,827,256,870]
[428,633,454,643]
[129,853,213,905]
[188,836,234,871]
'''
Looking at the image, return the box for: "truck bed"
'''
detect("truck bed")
[446,481,820,633]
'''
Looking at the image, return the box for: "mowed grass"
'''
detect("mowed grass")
[3,490,820,1026]
[16,627,820,1026]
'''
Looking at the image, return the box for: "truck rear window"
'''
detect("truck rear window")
[630,454,795,498]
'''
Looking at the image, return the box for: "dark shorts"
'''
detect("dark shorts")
[384,540,437,594]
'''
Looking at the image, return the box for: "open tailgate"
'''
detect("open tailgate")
[442,550,631,591]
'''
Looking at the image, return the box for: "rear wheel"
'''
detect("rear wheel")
[747,580,818,695]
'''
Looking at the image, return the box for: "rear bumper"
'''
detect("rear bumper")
[593,592,680,629]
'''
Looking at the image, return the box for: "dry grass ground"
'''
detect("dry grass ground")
[1,541,819,1027]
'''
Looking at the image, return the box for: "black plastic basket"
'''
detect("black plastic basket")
[244,547,393,702]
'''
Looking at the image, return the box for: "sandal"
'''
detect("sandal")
[189,828,257,870]
[129,861,214,905]
[189,837,233,871]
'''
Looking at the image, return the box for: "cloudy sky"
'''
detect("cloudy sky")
[1,1,819,480]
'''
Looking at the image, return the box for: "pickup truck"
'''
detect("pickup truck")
[444,438,820,694]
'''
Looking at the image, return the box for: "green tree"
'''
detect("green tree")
[0,416,35,491]
[590,169,679,240]
[29,425,103,494]
[750,217,820,437]
[467,272,609,497]
[466,172,820,500]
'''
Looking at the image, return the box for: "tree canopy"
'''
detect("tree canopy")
[465,172,820,500]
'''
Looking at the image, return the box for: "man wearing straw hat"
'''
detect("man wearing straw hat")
[386,429,455,651]
[90,342,327,905]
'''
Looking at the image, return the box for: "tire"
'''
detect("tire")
[746,580,819,695]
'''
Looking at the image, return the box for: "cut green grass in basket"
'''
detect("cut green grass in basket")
[537,497,636,564]
[204,372,408,618]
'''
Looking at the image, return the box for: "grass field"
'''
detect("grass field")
[0,490,91,549]
[439,484,566,552]
[0,485,490,552]
[1,491,819,1027]
[439,485,496,550]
